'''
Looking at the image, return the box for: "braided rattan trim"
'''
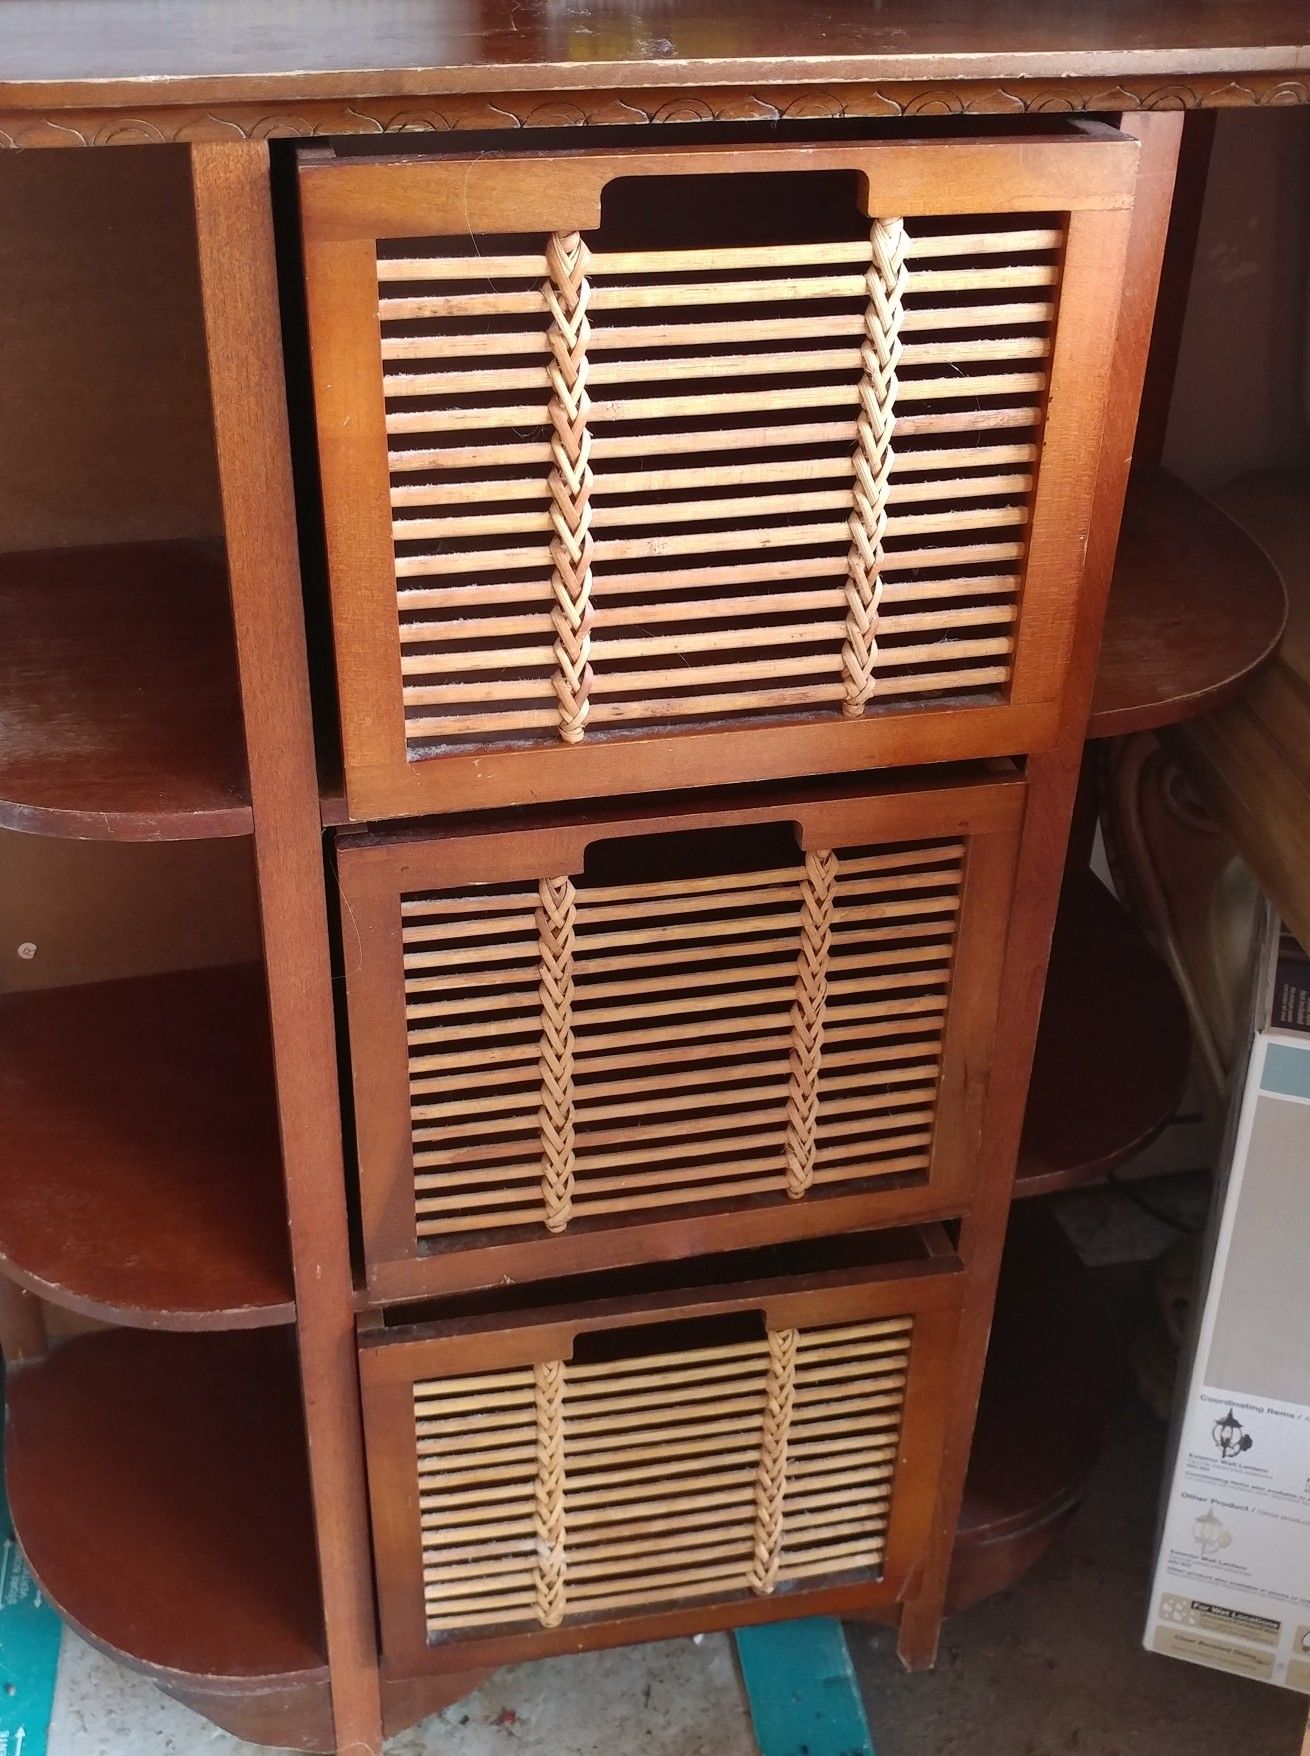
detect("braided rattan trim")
[537,875,577,1232]
[748,1326,799,1594]
[532,1358,568,1628]
[545,230,596,744]
[783,849,838,1198]
[841,217,908,717]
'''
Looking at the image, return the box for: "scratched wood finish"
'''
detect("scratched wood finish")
[0,540,251,840]
[299,130,1137,818]
[0,0,1308,149]
[892,112,1184,1669]
[0,32,1215,1743]
[5,1328,328,1692]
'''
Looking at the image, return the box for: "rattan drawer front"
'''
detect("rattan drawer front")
[299,129,1138,818]
[338,771,1023,1298]
[359,1236,962,1672]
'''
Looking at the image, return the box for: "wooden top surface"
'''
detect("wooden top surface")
[2,0,1308,106]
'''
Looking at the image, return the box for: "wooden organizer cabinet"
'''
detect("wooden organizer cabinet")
[306,113,1156,1719]
[339,770,1022,1296]
[298,129,1136,818]
[2,13,1235,1740]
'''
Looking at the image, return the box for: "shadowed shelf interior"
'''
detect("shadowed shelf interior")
[947,1201,1121,1611]
[1016,869,1192,1199]
[0,541,252,840]
[0,963,296,1328]
[1089,469,1287,739]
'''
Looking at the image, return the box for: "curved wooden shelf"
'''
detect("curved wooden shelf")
[1089,469,1286,739]
[0,964,296,1327]
[0,541,252,840]
[1015,868,1190,1199]
[5,1328,328,1698]
[948,1202,1122,1614]
[3,1327,544,1751]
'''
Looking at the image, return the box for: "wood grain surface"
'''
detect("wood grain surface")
[0,964,296,1327]
[1,0,1308,99]
[0,541,251,839]
[5,1327,328,1689]
[1090,470,1287,738]
[191,141,385,1752]
[1015,870,1191,1197]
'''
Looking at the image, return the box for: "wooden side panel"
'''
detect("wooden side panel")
[894,111,1185,1670]
[189,141,384,1755]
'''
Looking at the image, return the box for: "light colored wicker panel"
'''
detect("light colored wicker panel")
[403,838,963,1241]
[379,217,1059,758]
[415,1314,912,1637]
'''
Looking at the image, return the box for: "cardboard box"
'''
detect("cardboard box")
[1146,913,1310,1693]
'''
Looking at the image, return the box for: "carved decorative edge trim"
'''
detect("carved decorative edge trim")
[0,72,1307,148]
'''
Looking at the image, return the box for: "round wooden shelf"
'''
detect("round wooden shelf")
[0,541,252,840]
[1015,868,1191,1199]
[1089,470,1287,739]
[3,1326,490,1750]
[948,1202,1122,1614]
[5,1328,329,1700]
[0,964,296,1328]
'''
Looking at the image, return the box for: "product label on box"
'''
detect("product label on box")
[1149,1382,1310,1692]
[1147,1030,1310,1694]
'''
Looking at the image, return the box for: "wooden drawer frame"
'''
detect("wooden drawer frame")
[359,1229,964,1678]
[299,129,1137,820]
[337,767,1024,1300]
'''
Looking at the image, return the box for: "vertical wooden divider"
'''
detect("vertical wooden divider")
[895,111,1184,1669]
[189,141,384,1756]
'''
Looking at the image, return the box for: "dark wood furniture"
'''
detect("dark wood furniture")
[0,10,1303,1753]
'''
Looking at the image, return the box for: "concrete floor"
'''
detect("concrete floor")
[48,1632,758,1755]
[47,1387,1307,1755]
[848,1390,1307,1756]
[42,1182,1310,1754]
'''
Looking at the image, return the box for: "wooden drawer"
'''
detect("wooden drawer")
[359,1228,963,1675]
[298,127,1138,820]
[337,768,1023,1298]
